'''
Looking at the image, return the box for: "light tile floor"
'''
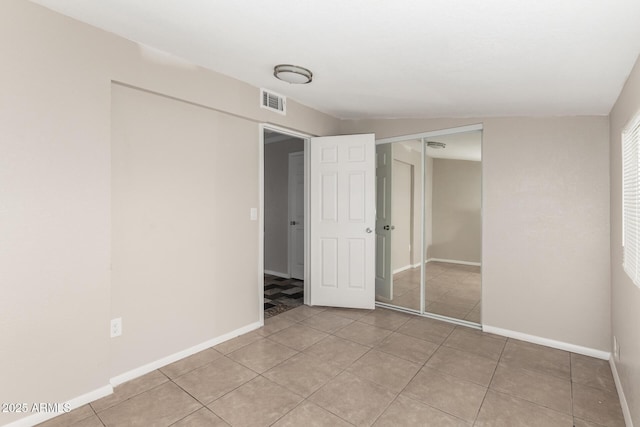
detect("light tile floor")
[380,262,481,323]
[38,307,624,427]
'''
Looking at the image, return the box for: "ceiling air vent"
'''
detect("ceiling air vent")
[261,88,286,115]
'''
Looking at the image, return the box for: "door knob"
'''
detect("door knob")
[366,227,373,233]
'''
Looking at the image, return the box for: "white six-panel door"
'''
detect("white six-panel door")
[375,143,393,300]
[309,134,375,309]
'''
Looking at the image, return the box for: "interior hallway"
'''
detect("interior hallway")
[264,274,304,319]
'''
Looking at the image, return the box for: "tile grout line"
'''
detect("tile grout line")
[470,334,508,426]
[570,351,575,426]
[44,303,617,427]
[368,320,461,424]
[91,372,172,414]
[276,311,412,426]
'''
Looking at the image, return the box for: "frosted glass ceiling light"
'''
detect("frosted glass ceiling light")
[274,64,313,84]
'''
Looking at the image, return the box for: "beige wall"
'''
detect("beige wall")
[391,143,424,267]
[342,116,611,351]
[0,1,625,425]
[0,1,339,424]
[391,159,413,271]
[609,54,640,426]
[264,138,304,275]
[430,159,482,263]
[111,84,260,376]
[425,156,434,260]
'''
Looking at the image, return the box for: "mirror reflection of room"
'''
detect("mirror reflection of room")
[375,130,482,324]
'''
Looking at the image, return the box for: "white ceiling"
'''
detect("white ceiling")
[31,0,640,119]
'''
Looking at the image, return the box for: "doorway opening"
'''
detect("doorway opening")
[263,128,306,318]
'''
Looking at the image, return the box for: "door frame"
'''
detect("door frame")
[287,151,304,280]
[259,124,313,324]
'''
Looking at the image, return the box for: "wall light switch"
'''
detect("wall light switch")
[250,208,258,221]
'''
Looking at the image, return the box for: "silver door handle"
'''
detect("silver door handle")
[366,227,373,233]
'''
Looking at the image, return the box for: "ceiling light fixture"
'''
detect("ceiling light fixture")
[427,141,446,149]
[274,64,313,84]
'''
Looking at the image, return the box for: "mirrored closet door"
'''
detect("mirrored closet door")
[375,127,482,325]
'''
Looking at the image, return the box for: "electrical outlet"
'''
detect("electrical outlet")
[250,208,258,221]
[111,318,122,338]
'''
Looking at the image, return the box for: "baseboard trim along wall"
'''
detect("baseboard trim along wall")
[392,264,415,274]
[4,321,263,426]
[609,358,635,427]
[427,258,481,267]
[482,325,611,360]
[264,269,290,279]
[111,321,262,386]
[4,385,113,427]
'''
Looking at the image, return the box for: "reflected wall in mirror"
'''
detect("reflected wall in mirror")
[424,130,482,323]
[375,140,423,307]
[375,129,482,324]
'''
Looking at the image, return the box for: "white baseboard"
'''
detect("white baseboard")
[3,321,264,427]
[111,321,262,386]
[393,264,415,274]
[3,385,113,427]
[610,358,635,427]
[482,325,611,360]
[264,269,290,279]
[427,258,481,267]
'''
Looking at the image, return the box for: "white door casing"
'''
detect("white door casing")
[375,143,393,300]
[309,134,376,309]
[288,152,305,280]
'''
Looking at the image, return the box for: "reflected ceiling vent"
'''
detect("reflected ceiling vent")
[426,141,446,149]
[260,88,286,115]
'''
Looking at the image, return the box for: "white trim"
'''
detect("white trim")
[261,123,313,141]
[420,138,426,313]
[482,325,611,360]
[392,264,415,274]
[259,124,313,309]
[3,385,113,427]
[5,322,262,426]
[110,321,261,386]
[264,269,290,279]
[258,127,265,324]
[610,358,635,427]
[376,302,482,330]
[376,124,483,145]
[427,258,481,267]
[303,138,311,305]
